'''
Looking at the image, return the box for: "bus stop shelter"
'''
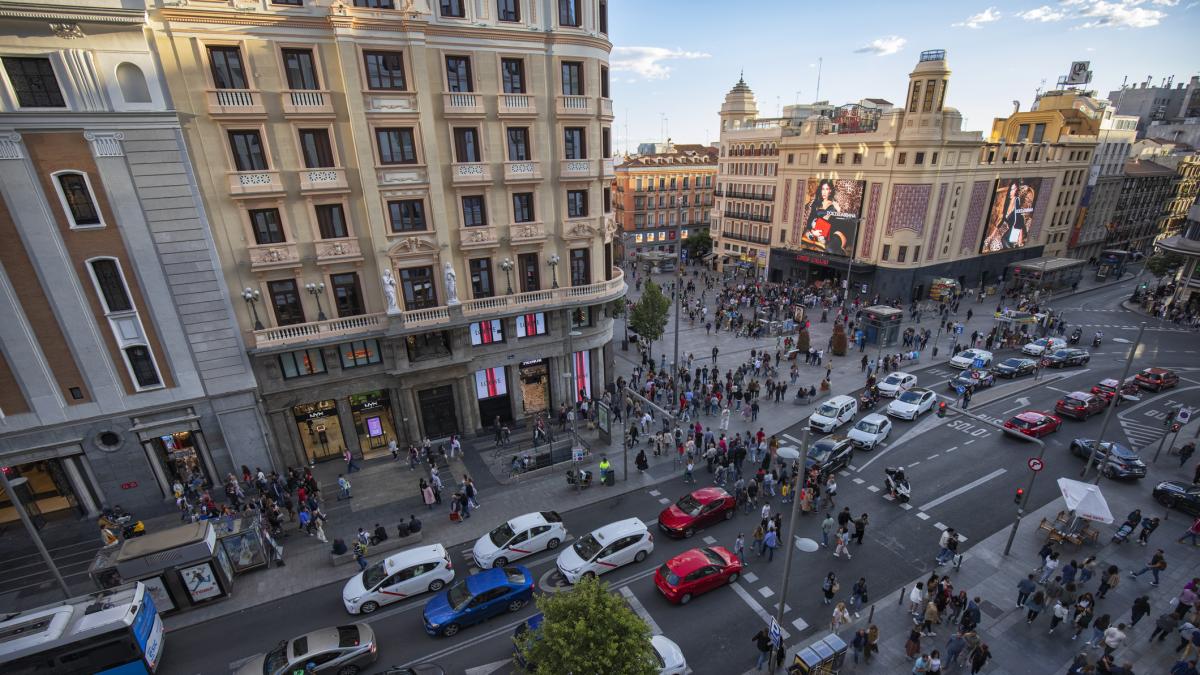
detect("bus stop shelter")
[1006,256,1086,296]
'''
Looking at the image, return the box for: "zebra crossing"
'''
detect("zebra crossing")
[1118,418,1166,449]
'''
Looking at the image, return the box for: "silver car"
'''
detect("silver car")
[238,623,378,675]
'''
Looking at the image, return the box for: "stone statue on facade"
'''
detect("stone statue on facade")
[444,262,459,305]
[382,269,399,313]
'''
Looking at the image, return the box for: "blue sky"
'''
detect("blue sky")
[608,0,1199,153]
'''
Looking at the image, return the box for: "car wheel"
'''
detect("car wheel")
[492,557,508,569]
[336,666,360,675]
[583,571,597,581]
[442,623,460,637]
[359,601,379,615]
[428,579,446,593]
[1156,493,1177,508]
[546,538,560,550]
[728,572,739,584]
[508,598,527,613]
[724,509,734,520]
[679,593,693,605]
[634,549,648,563]
[684,527,695,538]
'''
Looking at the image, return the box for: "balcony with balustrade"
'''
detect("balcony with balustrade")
[555,95,594,117]
[206,89,265,116]
[250,267,627,350]
[497,93,537,117]
[228,170,284,198]
[508,221,546,244]
[503,160,542,183]
[314,237,363,265]
[601,157,615,178]
[459,225,499,250]
[248,241,300,271]
[599,97,614,119]
[282,89,334,116]
[450,162,492,185]
[560,158,598,179]
[298,167,349,193]
[442,92,485,116]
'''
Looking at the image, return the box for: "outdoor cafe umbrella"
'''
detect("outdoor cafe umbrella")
[1056,477,1115,524]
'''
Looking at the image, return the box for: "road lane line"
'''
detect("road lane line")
[927,454,939,460]
[916,512,930,521]
[619,586,663,635]
[945,446,958,453]
[963,440,975,445]
[783,434,803,444]
[917,468,1007,512]
[758,586,774,598]
[731,582,790,640]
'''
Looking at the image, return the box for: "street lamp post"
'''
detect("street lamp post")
[772,433,809,665]
[501,258,514,294]
[305,282,327,321]
[242,287,264,330]
[0,470,70,599]
[1083,323,1145,479]
[548,254,561,289]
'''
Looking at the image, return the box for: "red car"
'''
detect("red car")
[657,487,736,538]
[1003,411,1063,438]
[1055,391,1108,420]
[1091,378,1141,403]
[654,546,742,604]
[1135,367,1179,392]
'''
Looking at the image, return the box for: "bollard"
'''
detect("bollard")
[898,587,905,606]
[868,603,875,625]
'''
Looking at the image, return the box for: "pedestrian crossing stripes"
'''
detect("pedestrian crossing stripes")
[1119,418,1165,448]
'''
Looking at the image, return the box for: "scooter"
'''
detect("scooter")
[859,391,879,409]
[1068,329,1082,345]
[565,469,593,489]
[99,506,145,539]
[1092,334,1103,348]
[884,467,911,504]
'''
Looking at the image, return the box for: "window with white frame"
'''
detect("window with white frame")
[53,172,103,229]
[87,258,162,390]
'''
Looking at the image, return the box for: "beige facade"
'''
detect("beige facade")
[712,51,1097,301]
[612,145,717,259]
[148,0,623,458]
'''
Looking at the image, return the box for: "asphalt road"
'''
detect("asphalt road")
[161,281,1200,675]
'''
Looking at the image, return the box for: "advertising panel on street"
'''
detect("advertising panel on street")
[793,178,866,257]
[980,177,1041,254]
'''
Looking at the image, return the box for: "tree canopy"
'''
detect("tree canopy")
[628,280,670,355]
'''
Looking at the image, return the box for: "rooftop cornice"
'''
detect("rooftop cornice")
[0,1,145,24]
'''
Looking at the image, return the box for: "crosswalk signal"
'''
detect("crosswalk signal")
[937,402,947,418]
[1014,488,1024,504]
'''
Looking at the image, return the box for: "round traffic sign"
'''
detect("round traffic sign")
[1027,457,1044,472]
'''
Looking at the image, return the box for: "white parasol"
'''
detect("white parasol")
[1056,477,1114,524]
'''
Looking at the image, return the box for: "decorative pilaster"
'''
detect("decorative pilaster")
[0,132,24,160]
[83,131,124,158]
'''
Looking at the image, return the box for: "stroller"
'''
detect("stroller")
[1111,509,1141,544]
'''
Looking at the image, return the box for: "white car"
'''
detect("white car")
[472,511,568,569]
[877,372,917,397]
[886,388,937,420]
[949,349,994,370]
[342,544,454,614]
[1022,337,1066,357]
[556,518,653,584]
[809,395,859,433]
[651,635,688,675]
[847,413,892,449]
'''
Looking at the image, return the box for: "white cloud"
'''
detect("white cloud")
[853,36,907,56]
[1018,5,1067,21]
[1072,0,1168,27]
[610,47,710,80]
[953,6,1002,27]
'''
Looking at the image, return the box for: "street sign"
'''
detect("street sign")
[972,358,985,369]
[768,618,782,647]
[1027,457,1044,472]
[861,284,868,293]
[954,325,964,335]
[1178,409,1192,425]
[955,385,965,395]
[680,248,688,259]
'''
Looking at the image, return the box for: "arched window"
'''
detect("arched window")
[52,171,103,228]
[116,62,151,103]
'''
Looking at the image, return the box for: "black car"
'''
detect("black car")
[992,358,1037,378]
[948,369,995,391]
[1041,348,1091,368]
[1153,481,1200,516]
[1068,438,1146,480]
[804,436,854,478]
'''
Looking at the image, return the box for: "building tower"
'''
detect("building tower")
[720,75,759,131]
[901,50,952,138]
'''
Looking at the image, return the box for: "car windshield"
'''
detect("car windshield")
[263,641,288,675]
[1010,417,1036,429]
[659,563,680,587]
[675,494,703,516]
[855,420,881,433]
[808,442,834,463]
[446,579,473,610]
[488,522,516,547]
[573,533,603,561]
[817,403,839,417]
[884,375,903,385]
[898,391,923,403]
[361,561,389,590]
[701,548,725,565]
[1052,350,1070,358]
[1034,339,1049,346]
[1000,359,1021,367]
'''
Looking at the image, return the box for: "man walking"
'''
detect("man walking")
[1130,549,1167,586]
[343,448,360,473]
[762,528,779,562]
[752,628,772,671]
[734,533,747,566]
[337,474,352,501]
[1179,516,1200,546]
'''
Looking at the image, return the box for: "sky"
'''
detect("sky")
[607,0,1200,154]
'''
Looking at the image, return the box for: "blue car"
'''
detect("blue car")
[512,613,545,669]
[423,566,534,637]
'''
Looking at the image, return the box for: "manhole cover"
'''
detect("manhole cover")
[979,599,1004,618]
[538,569,573,593]
[794,537,820,552]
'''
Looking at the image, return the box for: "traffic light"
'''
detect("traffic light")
[1014,488,1024,504]
[937,402,947,418]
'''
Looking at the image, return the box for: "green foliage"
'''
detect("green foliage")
[794,327,810,352]
[629,280,670,353]
[516,575,657,675]
[1145,252,1183,278]
[682,230,713,257]
[831,322,848,356]
[608,298,627,318]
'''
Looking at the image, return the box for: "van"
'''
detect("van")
[556,518,653,584]
[342,544,454,614]
[809,395,858,433]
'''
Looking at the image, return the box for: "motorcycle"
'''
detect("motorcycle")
[565,469,593,489]
[99,506,145,539]
[1068,329,1082,345]
[859,391,879,409]
[883,467,911,504]
[1092,333,1103,348]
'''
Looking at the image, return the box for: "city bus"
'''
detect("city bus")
[0,582,163,674]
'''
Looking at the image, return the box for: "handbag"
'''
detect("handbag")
[831,582,841,594]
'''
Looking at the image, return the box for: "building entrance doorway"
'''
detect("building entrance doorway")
[418,385,459,440]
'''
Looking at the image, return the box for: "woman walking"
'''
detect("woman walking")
[969,644,992,673]
[1097,565,1120,599]
[822,572,838,605]
[420,479,435,510]
[904,626,922,660]
[1048,600,1069,634]
[831,602,851,634]
[1024,590,1046,624]
[922,601,940,637]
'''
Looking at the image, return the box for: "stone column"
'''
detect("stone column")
[61,455,99,517]
[336,397,359,459]
[139,441,172,498]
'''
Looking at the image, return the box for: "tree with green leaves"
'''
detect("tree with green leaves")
[794,326,810,353]
[515,575,657,675]
[1145,252,1183,278]
[682,230,713,258]
[831,321,848,356]
[628,280,669,359]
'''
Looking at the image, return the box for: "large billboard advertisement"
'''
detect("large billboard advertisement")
[979,178,1040,254]
[794,178,866,257]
